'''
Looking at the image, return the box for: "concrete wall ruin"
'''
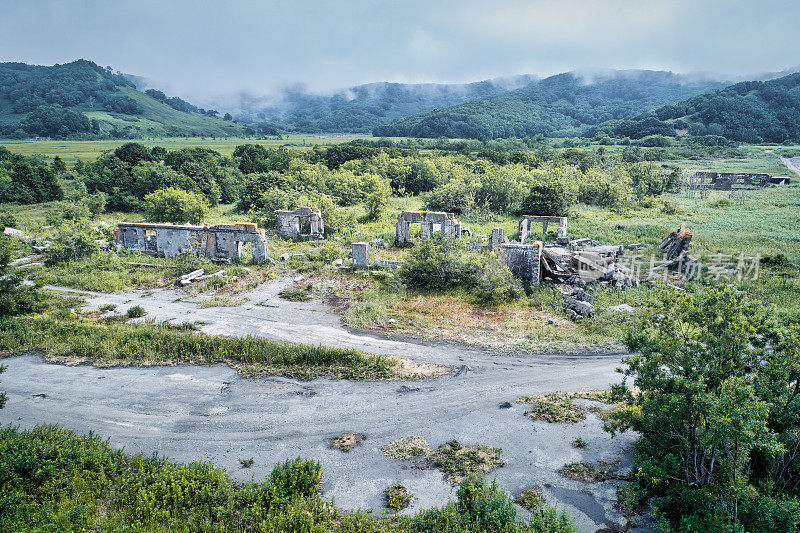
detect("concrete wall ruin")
[497,242,543,283]
[692,172,772,190]
[115,222,268,263]
[395,210,462,244]
[274,206,324,239]
[519,216,568,245]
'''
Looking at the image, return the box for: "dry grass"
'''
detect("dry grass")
[517,391,616,423]
[197,296,249,308]
[432,440,504,485]
[328,432,366,452]
[381,436,430,459]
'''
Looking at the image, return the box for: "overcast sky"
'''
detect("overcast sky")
[2,0,798,100]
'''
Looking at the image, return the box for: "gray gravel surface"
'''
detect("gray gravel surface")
[1,281,643,532]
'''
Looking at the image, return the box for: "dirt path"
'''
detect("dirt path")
[1,281,641,531]
[780,155,800,178]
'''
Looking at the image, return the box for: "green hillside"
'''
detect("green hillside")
[373,71,727,139]
[600,72,800,143]
[0,60,247,139]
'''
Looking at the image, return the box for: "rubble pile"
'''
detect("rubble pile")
[534,225,697,319]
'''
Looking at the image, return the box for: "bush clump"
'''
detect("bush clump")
[432,440,504,485]
[385,482,415,512]
[144,187,208,224]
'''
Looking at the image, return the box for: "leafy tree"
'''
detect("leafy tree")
[610,285,800,531]
[51,156,66,175]
[144,187,208,224]
[518,177,572,217]
[223,112,232,121]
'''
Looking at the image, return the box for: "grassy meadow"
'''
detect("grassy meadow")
[0,134,376,163]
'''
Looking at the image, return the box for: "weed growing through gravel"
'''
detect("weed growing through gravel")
[328,432,366,452]
[239,457,254,468]
[0,315,397,380]
[514,488,544,511]
[517,390,616,423]
[279,285,313,302]
[432,440,504,484]
[558,461,630,483]
[572,437,587,448]
[517,393,585,423]
[125,305,146,318]
[384,482,415,513]
[380,436,430,459]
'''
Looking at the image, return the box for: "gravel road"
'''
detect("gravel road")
[1,280,641,531]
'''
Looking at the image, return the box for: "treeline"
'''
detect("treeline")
[0,147,63,204]
[373,72,725,139]
[601,72,800,143]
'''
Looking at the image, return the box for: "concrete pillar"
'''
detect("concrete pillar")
[396,220,410,244]
[491,227,505,250]
[252,239,268,262]
[352,242,369,268]
[556,219,569,244]
[519,219,530,243]
[530,241,543,284]
[420,222,433,239]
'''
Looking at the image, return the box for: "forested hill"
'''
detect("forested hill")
[372,71,729,139]
[0,60,247,139]
[230,76,538,133]
[600,72,800,143]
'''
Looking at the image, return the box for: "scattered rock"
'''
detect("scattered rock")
[606,304,635,314]
[280,253,290,261]
[3,227,24,238]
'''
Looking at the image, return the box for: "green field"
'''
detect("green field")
[0,134,376,163]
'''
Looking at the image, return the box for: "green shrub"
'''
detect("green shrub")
[45,219,101,265]
[385,482,414,512]
[267,457,323,500]
[144,187,208,224]
[125,305,146,319]
[400,235,478,292]
[472,255,523,306]
[457,475,517,530]
[0,212,17,228]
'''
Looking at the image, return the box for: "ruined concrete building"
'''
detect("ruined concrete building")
[395,210,463,245]
[518,215,568,245]
[115,222,268,263]
[274,206,324,239]
[691,172,773,190]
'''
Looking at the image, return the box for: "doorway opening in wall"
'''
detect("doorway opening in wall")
[411,224,422,239]
[300,217,312,236]
[235,242,253,264]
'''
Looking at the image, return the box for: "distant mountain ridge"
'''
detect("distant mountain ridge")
[214,74,540,134]
[372,70,732,139]
[0,60,247,139]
